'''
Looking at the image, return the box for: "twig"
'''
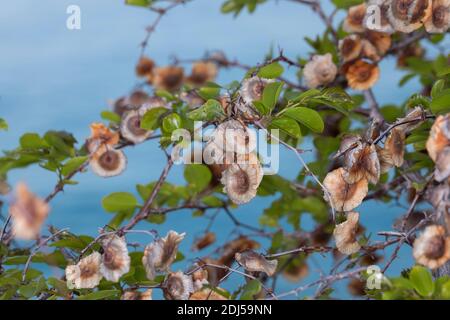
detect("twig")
[190,261,278,300]
[364,89,384,124]
[0,214,11,243]
[120,157,174,232]
[372,115,434,145]
[256,122,336,221]
[22,228,69,281]
[271,266,366,299]
[265,246,332,259]
[387,30,429,54]
[222,206,268,235]
[287,0,338,43]
[45,161,89,203]
[139,0,189,57]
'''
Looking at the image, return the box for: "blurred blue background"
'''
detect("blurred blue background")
[0,0,439,299]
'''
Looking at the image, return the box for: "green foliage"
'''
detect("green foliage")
[239,279,262,300]
[187,99,226,121]
[283,107,324,133]
[102,192,138,213]
[0,118,8,131]
[100,110,121,124]
[125,0,152,7]
[1,0,449,302]
[221,0,267,16]
[184,164,212,193]
[257,62,284,79]
[374,266,450,300]
[141,107,168,130]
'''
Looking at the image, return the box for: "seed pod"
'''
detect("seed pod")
[339,35,363,63]
[303,53,338,89]
[343,59,380,90]
[344,3,367,33]
[424,0,450,33]
[235,250,278,276]
[136,56,155,78]
[163,271,194,300]
[153,66,185,92]
[9,183,49,240]
[239,76,274,104]
[186,62,218,87]
[142,230,185,280]
[121,289,153,300]
[388,0,432,33]
[323,167,368,212]
[343,143,380,184]
[192,232,216,251]
[120,109,152,144]
[65,252,103,289]
[333,212,361,255]
[90,146,127,178]
[100,235,130,282]
[413,225,450,269]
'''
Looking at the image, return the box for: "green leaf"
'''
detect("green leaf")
[50,235,93,251]
[332,0,364,9]
[283,107,324,133]
[409,266,434,297]
[198,83,221,100]
[253,100,268,115]
[405,94,430,110]
[269,117,301,138]
[431,89,450,114]
[100,110,121,124]
[141,107,168,130]
[0,118,8,131]
[184,164,212,192]
[440,280,450,299]
[76,289,120,300]
[240,280,262,300]
[125,0,151,7]
[20,133,47,149]
[292,88,352,116]
[19,277,47,298]
[187,99,225,121]
[44,131,76,157]
[102,192,138,213]
[47,277,70,296]
[202,195,224,207]
[431,79,445,98]
[257,62,284,79]
[262,82,283,113]
[399,73,416,87]
[147,213,166,224]
[61,156,88,176]
[155,90,175,101]
[162,113,182,134]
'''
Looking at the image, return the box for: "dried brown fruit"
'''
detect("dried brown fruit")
[323,167,369,212]
[413,225,450,269]
[235,250,278,276]
[333,211,361,255]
